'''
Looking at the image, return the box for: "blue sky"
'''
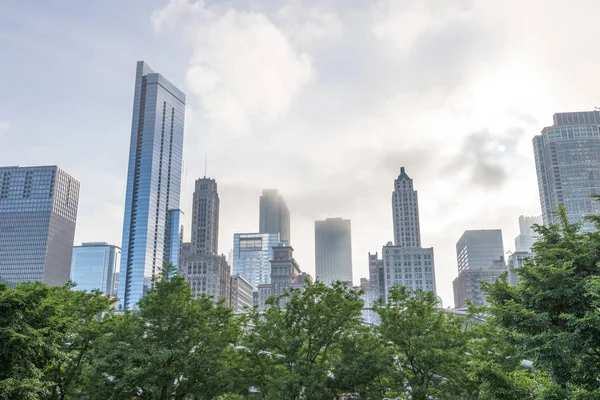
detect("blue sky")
[3,0,600,306]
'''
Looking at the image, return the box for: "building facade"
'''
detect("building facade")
[181,253,230,302]
[315,218,353,285]
[191,178,219,256]
[229,274,254,313]
[257,244,305,309]
[232,232,280,287]
[368,253,385,303]
[514,215,542,253]
[0,166,79,287]
[456,230,504,273]
[118,61,185,310]
[392,167,421,248]
[382,243,436,297]
[534,111,600,230]
[507,251,533,286]
[259,189,290,244]
[453,258,507,308]
[71,242,120,297]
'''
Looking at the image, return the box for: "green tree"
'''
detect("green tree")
[238,280,364,399]
[84,264,240,399]
[484,206,600,398]
[0,281,112,400]
[375,286,474,400]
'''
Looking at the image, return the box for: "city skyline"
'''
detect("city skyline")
[6,1,600,306]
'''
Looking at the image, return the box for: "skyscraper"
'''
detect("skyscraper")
[314,218,353,285]
[71,242,120,297]
[259,189,290,244]
[191,178,219,255]
[514,215,541,253]
[232,232,280,287]
[456,230,504,273]
[534,111,600,230]
[118,61,185,310]
[392,167,421,248]
[0,166,79,287]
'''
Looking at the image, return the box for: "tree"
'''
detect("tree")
[484,206,600,398]
[375,286,475,400]
[238,280,365,399]
[0,281,112,400]
[84,264,240,399]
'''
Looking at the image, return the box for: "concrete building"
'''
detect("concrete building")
[507,251,533,286]
[0,166,79,287]
[382,243,436,297]
[232,232,280,287]
[368,253,385,302]
[392,167,421,248]
[71,242,120,297]
[229,274,254,313]
[259,189,290,244]
[181,253,230,302]
[118,61,185,310]
[191,178,219,256]
[515,215,542,253]
[454,257,508,307]
[257,244,306,309]
[315,218,353,285]
[534,111,600,231]
[456,230,504,273]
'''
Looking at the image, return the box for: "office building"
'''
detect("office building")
[534,111,600,231]
[191,178,219,255]
[368,253,385,302]
[392,167,421,248]
[257,244,305,309]
[382,243,436,297]
[454,257,507,308]
[118,61,185,310]
[232,232,280,287]
[507,251,533,286]
[315,218,353,285]
[71,242,120,297]
[456,230,504,273]
[0,166,79,287]
[515,215,542,252]
[181,253,230,302]
[259,189,290,244]
[229,274,254,313]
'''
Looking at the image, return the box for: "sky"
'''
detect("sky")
[3,0,600,307]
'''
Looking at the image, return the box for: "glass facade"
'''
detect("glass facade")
[534,111,600,231]
[118,61,186,310]
[0,166,79,287]
[259,189,290,244]
[232,232,280,287]
[315,218,353,285]
[71,242,120,296]
[456,230,504,273]
[164,209,182,267]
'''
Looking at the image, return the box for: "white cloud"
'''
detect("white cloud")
[275,1,344,47]
[150,0,205,32]
[0,122,10,138]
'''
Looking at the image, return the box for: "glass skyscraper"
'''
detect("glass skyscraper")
[0,166,79,287]
[232,232,280,287]
[71,242,121,297]
[118,61,185,310]
[259,189,291,244]
[534,111,600,231]
[315,218,353,285]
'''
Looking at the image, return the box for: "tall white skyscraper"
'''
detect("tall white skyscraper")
[534,111,600,231]
[392,167,421,248]
[514,215,542,253]
[191,177,219,256]
[118,61,185,310]
[315,218,353,285]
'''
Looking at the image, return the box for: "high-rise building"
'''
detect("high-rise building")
[453,257,508,308]
[534,111,600,231]
[0,166,79,287]
[118,61,186,310]
[314,218,353,285]
[257,244,305,310]
[392,167,421,248]
[232,232,280,287]
[259,189,290,244]
[456,230,504,273]
[181,253,230,302]
[507,251,532,286]
[229,275,254,313]
[71,242,120,297]
[382,242,436,297]
[514,215,542,252]
[191,178,219,255]
[368,253,385,303]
